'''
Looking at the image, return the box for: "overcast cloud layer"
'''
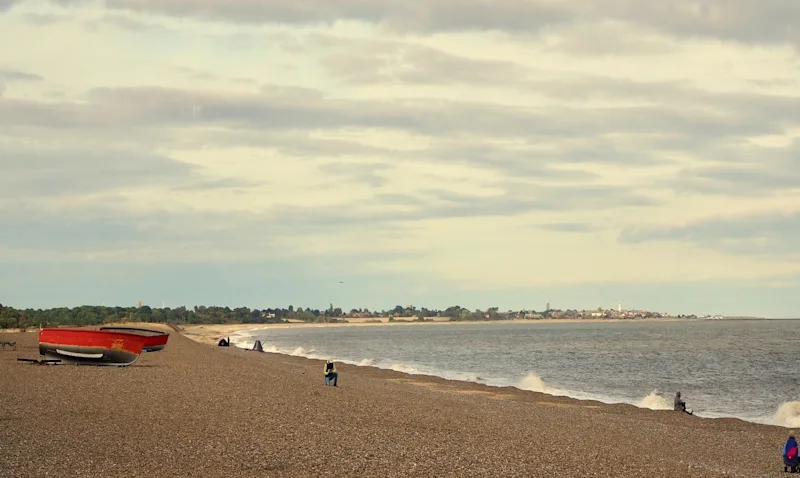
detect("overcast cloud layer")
[1,0,799,316]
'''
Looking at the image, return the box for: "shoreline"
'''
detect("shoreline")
[3,326,795,476]
[180,316,706,339]
[181,320,798,430]
[0,316,770,337]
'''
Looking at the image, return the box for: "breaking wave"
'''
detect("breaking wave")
[772,401,800,428]
[390,363,421,374]
[516,375,671,411]
[637,390,672,410]
[229,336,322,359]
[289,346,315,357]
[517,373,569,396]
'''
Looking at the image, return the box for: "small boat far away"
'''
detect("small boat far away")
[99,326,170,352]
[38,328,147,366]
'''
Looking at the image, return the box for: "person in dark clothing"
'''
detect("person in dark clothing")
[217,337,229,347]
[674,391,693,415]
[324,360,338,386]
[784,436,798,473]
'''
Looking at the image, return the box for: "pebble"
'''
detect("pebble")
[0,329,792,477]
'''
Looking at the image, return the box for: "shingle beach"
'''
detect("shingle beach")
[1,326,794,477]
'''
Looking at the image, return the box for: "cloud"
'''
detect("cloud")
[619,211,800,256]
[268,183,661,228]
[101,0,570,33]
[70,0,797,46]
[0,0,799,315]
[318,40,530,85]
[0,210,155,254]
[662,140,800,195]
[317,161,393,188]
[535,222,597,233]
[542,20,679,56]
[0,67,43,82]
[604,0,800,46]
[0,147,199,198]
[93,13,169,32]
[21,12,66,25]
[0,201,426,264]
[4,83,795,152]
[418,184,661,217]
[0,0,19,13]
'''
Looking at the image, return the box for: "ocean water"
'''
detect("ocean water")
[231,319,800,428]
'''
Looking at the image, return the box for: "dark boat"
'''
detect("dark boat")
[38,328,147,366]
[99,326,170,352]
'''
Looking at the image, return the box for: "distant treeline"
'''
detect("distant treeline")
[0,303,486,328]
[0,303,681,329]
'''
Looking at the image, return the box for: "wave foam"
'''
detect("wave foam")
[772,401,800,428]
[229,338,320,358]
[390,363,422,374]
[516,376,673,411]
[637,390,672,410]
[517,373,569,396]
[289,346,315,357]
[229,330,255,345]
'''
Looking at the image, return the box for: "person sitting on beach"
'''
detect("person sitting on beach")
[783,435,798,473]
[674,391,692,415]
[324,360,338,387]
[217,337,229,347]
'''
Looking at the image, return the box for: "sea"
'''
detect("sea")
[230,319,800,428]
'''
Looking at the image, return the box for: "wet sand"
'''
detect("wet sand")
[0,327,793,477]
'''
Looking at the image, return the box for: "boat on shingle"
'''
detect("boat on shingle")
[99,326,170,352]
[38,328,147,366]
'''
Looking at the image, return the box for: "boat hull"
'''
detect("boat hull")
[99,327,170,352]
[38,328,146,366]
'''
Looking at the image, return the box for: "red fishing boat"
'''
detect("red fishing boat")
[99,326,170,352]
[38,328,147,366]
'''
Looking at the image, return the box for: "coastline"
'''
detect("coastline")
[2,327,793,477]
[0,316,761,338]
[180,316,703,341]
[184,319,799,430]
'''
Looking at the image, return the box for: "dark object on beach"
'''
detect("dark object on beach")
[674,391,693,415]
[251,340,264,352]
[1,340,16,351]
[100,327,170,352]
[38,328,146,367]
[217,337,230,347]
[17,357,61,365]
[784,436,799,473]
[324,360,338,387]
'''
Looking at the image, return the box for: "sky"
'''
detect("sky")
[1,1,799,317]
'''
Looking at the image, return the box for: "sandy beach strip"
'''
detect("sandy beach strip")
[0,327,793,477]
[180,316,701,341]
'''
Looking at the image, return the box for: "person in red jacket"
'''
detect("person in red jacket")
[784,435,798,473]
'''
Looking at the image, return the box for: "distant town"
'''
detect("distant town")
[0,301,730,329]
[341,304,690,321]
